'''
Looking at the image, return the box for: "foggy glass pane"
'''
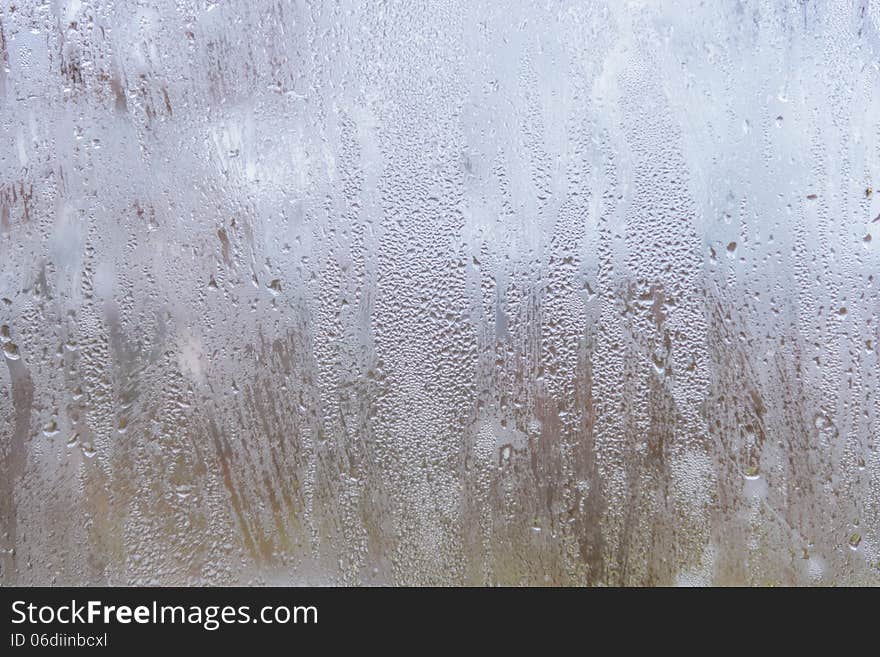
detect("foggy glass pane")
[1,0,878,586]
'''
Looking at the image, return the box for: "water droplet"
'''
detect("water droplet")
[3,342,20,360]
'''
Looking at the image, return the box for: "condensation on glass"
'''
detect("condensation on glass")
[1,1,878,586]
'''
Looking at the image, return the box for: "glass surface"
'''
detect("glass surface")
[1,0,878,585]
